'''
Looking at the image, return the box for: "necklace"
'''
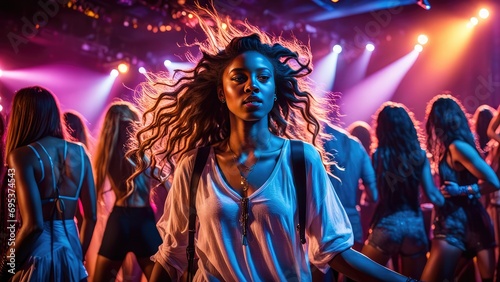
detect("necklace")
[227,134,272,245]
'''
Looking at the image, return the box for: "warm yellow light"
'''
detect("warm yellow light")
[118,63,129,73]
[221,23,228,30]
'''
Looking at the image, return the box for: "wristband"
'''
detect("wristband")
[466,183,481,199]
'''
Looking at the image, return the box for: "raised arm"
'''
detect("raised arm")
[487,105,500,144]
[79,152,97,257]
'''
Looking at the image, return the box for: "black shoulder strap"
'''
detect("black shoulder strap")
[187,146,211,282]
[290,140,306,244]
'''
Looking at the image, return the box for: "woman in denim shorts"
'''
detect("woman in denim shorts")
[421,94,500,282]
[361,102,445,279]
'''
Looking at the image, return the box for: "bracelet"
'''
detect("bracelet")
[466,183,481,199]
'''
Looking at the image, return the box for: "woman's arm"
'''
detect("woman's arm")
[360,146,378,203]
[329,248,411,282]
[487,105,500,143]
[421,157,445,206]
[6,148,45,268]
[449,140,500,194]
[79,152,97,257]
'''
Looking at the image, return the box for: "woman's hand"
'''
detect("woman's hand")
[441,181,480,198]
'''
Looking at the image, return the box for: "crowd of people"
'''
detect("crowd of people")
[1,5,500,282]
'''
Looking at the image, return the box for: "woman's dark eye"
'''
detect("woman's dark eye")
[258,75,270,81]
[231,75,246,82]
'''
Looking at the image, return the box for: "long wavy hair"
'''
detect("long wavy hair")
[63,110,94,152]
[472,104,495,153]
[425,94,478,167]
[5,86,65,158]
[372,102,425,213]
[93,101,148,203]
[130,5,332,179]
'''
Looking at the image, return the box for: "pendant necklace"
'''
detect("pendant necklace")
[228,134,271,245]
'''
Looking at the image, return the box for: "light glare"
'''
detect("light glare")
[417,34,429,45]
[110,69,119,77]
[332,44,342,54]
[414,44,423,53]
[479,8,489,19]
[138,67,146,74]
[366,43,375,51]
[164,60,172,67]
[470,17,479,26]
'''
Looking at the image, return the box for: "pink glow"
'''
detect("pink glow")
[0,63,117,128]
[340,50,419,125]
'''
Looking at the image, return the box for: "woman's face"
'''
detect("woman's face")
[221,51,276,123]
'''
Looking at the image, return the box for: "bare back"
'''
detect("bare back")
[25,136,88,220]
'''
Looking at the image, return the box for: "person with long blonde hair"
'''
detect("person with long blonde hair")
[92,101,162,282]
[130,5,414,282]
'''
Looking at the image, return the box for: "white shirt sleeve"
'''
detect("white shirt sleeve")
[153,150,197,280]
[303,142,354,272]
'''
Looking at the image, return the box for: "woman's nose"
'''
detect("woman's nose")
[245,79,260,93]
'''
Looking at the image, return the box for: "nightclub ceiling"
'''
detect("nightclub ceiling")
[1,0,498,126]
[0,0,460,72]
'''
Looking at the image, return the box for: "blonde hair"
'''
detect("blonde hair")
[93,101,143,201]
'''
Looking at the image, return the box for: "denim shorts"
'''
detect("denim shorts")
[433,197,496,257]
[367,209,428,257]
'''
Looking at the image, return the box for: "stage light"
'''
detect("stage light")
[164,60,172,68]
[110,69,119,77]
[221,23,228,30]
[138,67,146,74]
[0,69,3,77]
[0,104,3,112]
[118,63,129,73]
[417,0,431,10]
[479,8,489,19]
[417,34,429,45]
[332,44,342,54]
[414,44,423,53]
[366,43,375,51]
[470,17,479,26]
